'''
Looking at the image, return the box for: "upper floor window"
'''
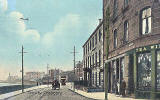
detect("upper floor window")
[114,29,118,48]
[88,43,89,52]
[141,7,151,35]
[95,34,97,45]
[95,52,97,66]
[92,37,94,48]
[99,50,101,67]
[124,0,129,8]
[113,0,118,18]
[99,30,101,41]
[92,54,94,66]
[86,45,87,54]
[90,40,91,50]
[84,47,85,56]
[124,20,129,42]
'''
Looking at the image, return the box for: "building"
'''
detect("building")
[49,69,60,81]
[83,20,104,88]
[103,0,160,99]
[24,72,45,81]
[7,73,19,82]
[75,61,83,80]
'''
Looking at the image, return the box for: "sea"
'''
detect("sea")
[0,83,20,87]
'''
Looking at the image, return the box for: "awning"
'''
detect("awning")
[105,53,126,63]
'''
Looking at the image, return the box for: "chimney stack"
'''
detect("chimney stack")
[99,19,102,24]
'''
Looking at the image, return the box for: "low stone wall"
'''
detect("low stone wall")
[0,85,35,94]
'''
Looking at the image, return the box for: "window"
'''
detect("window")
[84,47,85,56]
[114,29,118,48]
[113,0,118,18]
[124,21,129,42]
[86,45,87,54]
[95,52,97,67]
[88,43,89,52]
[90,56,91,68]
[88,57,89,68]
[141,7,151,35]
[124,0,128,8]
[99,50,101,67]
[86,58,87,68]
[157,51,160,91]
[95,34,97,45]
[99,30,101,41]
[92,54,94,66]
[90,40,92,50]
[137,52,152,91]
[92,37,94,48]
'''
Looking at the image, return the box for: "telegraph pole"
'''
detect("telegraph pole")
[70,46,78,91]
[19,45,27,93]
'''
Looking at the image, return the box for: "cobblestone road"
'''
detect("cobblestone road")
[5,86,93,100]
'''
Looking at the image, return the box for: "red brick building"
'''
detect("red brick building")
[103,0,160,99]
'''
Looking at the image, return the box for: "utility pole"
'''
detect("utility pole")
[70,46,78,91]
[19,45,27,93]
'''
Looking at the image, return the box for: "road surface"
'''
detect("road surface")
[5,85,93,100]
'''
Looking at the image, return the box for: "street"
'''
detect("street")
[5,85,93,100]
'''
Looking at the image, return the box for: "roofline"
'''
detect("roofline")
[82,19,104,47]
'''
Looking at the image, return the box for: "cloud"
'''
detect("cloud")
[42,13,80,46]
[0,0,8,13]
[0,11,40,43]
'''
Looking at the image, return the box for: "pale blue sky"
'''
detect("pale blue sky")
[0,0,102,80]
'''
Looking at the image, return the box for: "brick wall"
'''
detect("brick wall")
[103,0,160,59]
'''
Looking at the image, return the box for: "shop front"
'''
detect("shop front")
[105,44,160,99]
[134,44,160,99]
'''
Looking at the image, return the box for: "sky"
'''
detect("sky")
[0,0,102,80]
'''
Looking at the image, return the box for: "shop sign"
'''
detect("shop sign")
[136,44,160,52]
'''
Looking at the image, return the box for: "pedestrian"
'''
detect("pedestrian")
[121,79,126,97]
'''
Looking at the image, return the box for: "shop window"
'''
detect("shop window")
[124,21,129,42]
[140,7,151,35]
[114,29,118,48]
[137,52,152,91]
[157,51,160,91]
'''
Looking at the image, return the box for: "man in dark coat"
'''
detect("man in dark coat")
[121,79,126,97]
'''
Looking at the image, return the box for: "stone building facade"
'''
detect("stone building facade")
[103,0,160,99]
[75,61,83,80]
[83,20,104,88]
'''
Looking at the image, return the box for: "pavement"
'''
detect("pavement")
[66,83,147,100]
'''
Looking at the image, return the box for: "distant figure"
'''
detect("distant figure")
[121,79,126,97]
